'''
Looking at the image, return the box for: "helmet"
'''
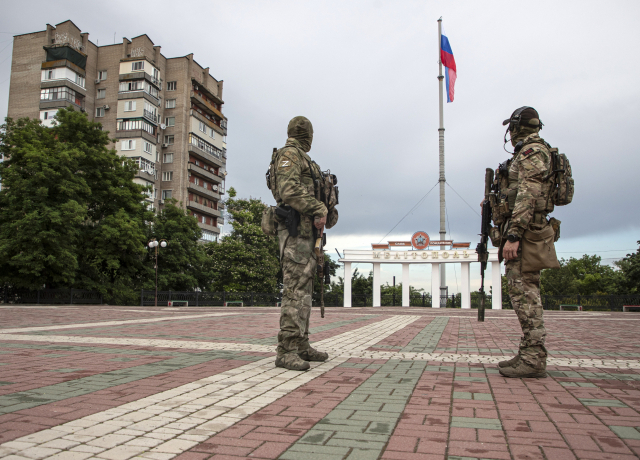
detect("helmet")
[502,106,543,132]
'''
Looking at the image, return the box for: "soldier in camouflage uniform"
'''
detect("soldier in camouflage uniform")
[272,116,329,371]
[493,107,555,379]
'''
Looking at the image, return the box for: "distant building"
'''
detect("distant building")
[7,20,227,242]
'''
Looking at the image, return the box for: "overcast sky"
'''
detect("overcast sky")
[1,1,639,292]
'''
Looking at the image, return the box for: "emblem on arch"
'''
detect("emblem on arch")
[411,231,430,250]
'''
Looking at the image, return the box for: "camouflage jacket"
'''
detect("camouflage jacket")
[506,134,554,238]
[274,138,327,218]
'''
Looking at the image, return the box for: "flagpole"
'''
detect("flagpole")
[437,17,447,307]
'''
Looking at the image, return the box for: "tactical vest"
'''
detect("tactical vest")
[491,137,556,227]
[265,146,338,215]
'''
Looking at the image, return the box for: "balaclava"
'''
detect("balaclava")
[287,116,313,152]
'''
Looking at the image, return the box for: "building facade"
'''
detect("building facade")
[7,20,227,242]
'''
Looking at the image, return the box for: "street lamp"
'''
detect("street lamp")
[148,238,168,307]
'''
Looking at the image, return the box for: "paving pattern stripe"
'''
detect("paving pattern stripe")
[400,316,449,353]
[0,312,244,334]
[0,351,267,415]
[0,315,420,460]
[281,359,427,460]
[3,335,637,369]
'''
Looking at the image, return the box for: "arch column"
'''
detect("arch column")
[344,262,352,308]
[431,263,440,308]
[373,262,381,307]
[402,263,410,307]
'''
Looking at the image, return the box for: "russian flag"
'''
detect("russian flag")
[440,28,457,103]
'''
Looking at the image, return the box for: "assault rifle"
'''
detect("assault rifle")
[476,168,494,322]
[314,231,330,318]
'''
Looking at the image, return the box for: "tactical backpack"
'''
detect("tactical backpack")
[546,148,574,206]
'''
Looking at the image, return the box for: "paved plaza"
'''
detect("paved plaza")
[0,306,640,459]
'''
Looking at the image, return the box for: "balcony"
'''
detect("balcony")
[119,71,162,90]
[191,91,225,120]
[40,91,84,111]
[143,109,159,125]
[188,134,225,167]
[187,182,221,201]
[116,118,157,144]
[197,221,221,234]
[190,109,224,136]
[187,201,223,219]
[187,162,223,184]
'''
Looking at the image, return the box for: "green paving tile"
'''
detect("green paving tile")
[560,382,597,388]
[400,317,449,353]
[0,382,14,386]
[108,358,139,362]
[283,359,427,458]
[451,417,502,430]
[48,368,84,373]
[40,354,67,358]
[579,398,628,408]
[609,426,640,440]
[0,350,266,415]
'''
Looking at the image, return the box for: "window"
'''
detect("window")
[201,230,217,242]
[121,140,135,150]
[163,153,173,163]
[124,100,136,111]
[166,99,176,109]
[97,88,106,99]
[119,80,143,92]
[98,70,107,80]
[45,69,55,80]
[132,61,144,71]
[167,81,177,91]
[135,157,155,174]
[209,127,215,139]
[162,171,173,181]
[154,188,158,199]
[144,141,152,154]
[199,121,206,133]
[117,118,155,135]
[165,117,175,127]
[96,107,105,117]
[41,110,56,120]
[164,135,174,145]
[162,190,172,200]
[75,73,85,88]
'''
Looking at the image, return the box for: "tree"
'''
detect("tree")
[147,199,209,292]
[204,188,280,292]
[0,108,152,303]
[540,254,620,296]
[615,241,640,294]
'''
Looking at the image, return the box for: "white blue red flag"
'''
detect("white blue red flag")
[440,28,457,103]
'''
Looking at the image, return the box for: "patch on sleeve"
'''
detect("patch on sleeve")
[522,148,534,156]
[280,160,291,168]
[278,152,297,169]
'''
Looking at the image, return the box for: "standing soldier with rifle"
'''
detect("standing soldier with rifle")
[480,107,573,379]
[262,116,339,371]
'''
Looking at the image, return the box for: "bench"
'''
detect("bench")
[167,301,188,307]
[559,305,583,311]
[276,302,282,307]
[224,301,244,307]
[623,305,640,312]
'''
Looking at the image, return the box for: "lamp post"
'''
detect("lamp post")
[148,238,168,307]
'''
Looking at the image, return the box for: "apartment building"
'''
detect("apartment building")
[7,20,227,242]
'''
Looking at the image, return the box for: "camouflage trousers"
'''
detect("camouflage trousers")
[505,251,547,369]
[276,226,316,357]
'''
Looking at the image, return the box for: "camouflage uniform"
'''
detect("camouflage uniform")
[273,117,328,370]
[496,115,555,375]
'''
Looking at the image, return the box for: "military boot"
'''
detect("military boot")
[499,360,546,379]
[299,347,328,362]
[498,354,520,368]
[275,354,310,371]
